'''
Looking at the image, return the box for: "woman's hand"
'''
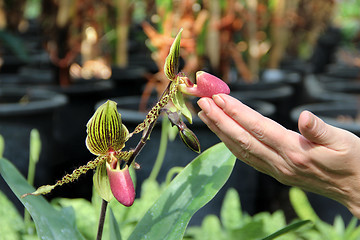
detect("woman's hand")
[198,94,360,218]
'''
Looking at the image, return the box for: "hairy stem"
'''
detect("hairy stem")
[126,82,173,167]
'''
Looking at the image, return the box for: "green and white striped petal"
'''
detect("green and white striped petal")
[86,100,128,156]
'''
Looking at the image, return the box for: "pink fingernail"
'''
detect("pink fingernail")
[213,95,225,109]
[197,98,211,113]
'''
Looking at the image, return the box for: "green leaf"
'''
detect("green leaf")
[261,220,312,240]
[349,223,360,240]
[221,188,242,230]
[230,220,266,239]
[289,187,319,222]
[201,215,225,240]
[345,217,360,240]
[109,208,122,240]
[164,28,183,81]
[334,215,345,236]
[0,190,25,240]
[0,158,85,240]
[52,198,97,240]
[128,142,236,240]
[86,100,128,156]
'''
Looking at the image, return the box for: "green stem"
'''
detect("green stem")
[96,200,108,240]
[148,117,169,181]
[26,158,36,188]
[0,135,4,158]
[165,166,184,186]
[25,129,41,227]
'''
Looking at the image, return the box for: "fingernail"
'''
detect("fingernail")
[197,98,211,113]
[213,95,225,109]
[198,110,205,120]
[304,110,315,129]
[198,111,209,125]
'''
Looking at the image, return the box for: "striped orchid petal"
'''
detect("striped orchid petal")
[86,100,128,156]
[164,28,183,81]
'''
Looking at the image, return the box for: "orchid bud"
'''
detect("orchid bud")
[106,162,135,207]
[179,71,230,98]
[179,126,201,153]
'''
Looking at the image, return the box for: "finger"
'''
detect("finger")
[211,94,291,151]
[298,110,359,169]
[198,110,273,175]
[197,97,283,175]
[298,110,350,148]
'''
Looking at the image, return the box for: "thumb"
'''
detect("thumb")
[298,110,336,146]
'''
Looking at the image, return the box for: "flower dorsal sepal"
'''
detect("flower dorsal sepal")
[164,28,183,81]
[86,100,129,156]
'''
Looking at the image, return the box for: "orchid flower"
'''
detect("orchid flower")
[21,27,230,208]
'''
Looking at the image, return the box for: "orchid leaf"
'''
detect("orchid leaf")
[53,198,98,240]
[0,190,25,239]
[128,142,236,240]
[164,28,183,81]
[289,187,319,222]
[0,157,85,240]
[109,208,122,240]
[86,100,128,156]
[261,220,312,240]
[221,188,243,230]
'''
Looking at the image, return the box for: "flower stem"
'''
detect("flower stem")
[96,199,108,240]
[149,117,170,181]
[126,81,172,167]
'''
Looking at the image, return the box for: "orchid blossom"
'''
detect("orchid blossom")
[22,28,230,207]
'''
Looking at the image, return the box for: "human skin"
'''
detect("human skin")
[198,94,360,218]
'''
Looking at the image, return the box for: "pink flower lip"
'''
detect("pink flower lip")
[107,163,135,207]
[179,71,230,97]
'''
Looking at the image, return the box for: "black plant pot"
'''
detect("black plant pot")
[96,95,276,225]
[319,76,360,95]
[128,53,158,74]
[314,70,360,103]
[290,101,358,224]
[321,64,360,79]
[229,77,294,129]
[0,52,55,86]
[0,87,67,213]
[109,65,148,98]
